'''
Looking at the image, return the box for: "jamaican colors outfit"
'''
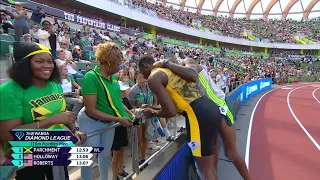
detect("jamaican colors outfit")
[197,69,234,126]
[0,42,68,179]
[156,68,221,157]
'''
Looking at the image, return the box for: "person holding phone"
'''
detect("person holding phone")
[78,42,134,180]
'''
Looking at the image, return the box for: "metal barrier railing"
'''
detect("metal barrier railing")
[229,80,243,92]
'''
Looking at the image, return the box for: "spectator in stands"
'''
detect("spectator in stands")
[82,35,92,47]
[128,71,161,165]
[78,42,134,180]
[70,32,81,46]
[58,31,71,46]
[111,81,131,180]
[223,68,230,93]
[38,20,59,59]
[22,34,32,43]
[0,6,13,20]
[0,11,14,34]
[30,24,39,43]
[119,61,135,86]
[72,45,83,60]
[200,60,208,73]
[0,42,86,179]
[56,49,84,79]
[59,40,73,60]
[10,2,29,41]
[86,64,92,72]
[60,22,70,33]
[30,6,45,26]
[216,69,226,92]
[59,64,83,114]
[71,45,91,63]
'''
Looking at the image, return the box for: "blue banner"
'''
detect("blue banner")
[239,78,272,105]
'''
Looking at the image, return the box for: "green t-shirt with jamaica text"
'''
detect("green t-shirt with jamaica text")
[0,80,66,153]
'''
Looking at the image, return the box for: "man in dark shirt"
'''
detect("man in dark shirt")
[30,7,45,25]
[0,12,14,34]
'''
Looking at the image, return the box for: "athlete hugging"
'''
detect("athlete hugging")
[139,56,251,180]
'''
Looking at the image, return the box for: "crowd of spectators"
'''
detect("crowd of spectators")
[125,0,320,44]
[1,2,318,86]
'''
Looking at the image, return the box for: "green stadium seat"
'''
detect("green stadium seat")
[7,28,15,35]
[75,62,87,71]
[0,35,15,56]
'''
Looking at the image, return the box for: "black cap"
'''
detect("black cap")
[13,42,51,61]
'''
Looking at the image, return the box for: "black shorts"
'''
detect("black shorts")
[111,126,129,151]
[183,96,222,157]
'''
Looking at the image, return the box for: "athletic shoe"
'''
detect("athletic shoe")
[139,159,148,171]
[152,138,167,146]
[166,135,175,141]
[148,144,161,154]
[118,170,129,178]
[112,176,120,180]
[177,127,186,132]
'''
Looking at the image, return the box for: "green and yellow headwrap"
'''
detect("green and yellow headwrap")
[13,42,52,61]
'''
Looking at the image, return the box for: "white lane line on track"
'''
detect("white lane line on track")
[245,88,276,169]
[245,83,319,169]
[312,87,320,104]
[287,86,320,151]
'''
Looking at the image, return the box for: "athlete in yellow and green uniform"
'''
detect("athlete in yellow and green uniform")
[139,56,222,180]
[153,58,251,180]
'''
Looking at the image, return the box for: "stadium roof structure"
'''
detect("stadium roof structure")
[151,0,320,20]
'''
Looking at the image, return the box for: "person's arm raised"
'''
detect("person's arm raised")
[147,71,176,118]
[161,59,198,82]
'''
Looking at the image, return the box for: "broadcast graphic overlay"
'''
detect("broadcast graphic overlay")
[5,129,104,167]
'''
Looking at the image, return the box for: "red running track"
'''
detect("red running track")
[249,83,320,180]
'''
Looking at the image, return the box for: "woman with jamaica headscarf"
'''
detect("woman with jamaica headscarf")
[0,42,87,180]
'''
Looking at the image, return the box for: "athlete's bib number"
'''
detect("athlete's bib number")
[219,106,228,116]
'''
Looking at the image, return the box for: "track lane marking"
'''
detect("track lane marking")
[245,83,320,169]
[312,87,320,104]
[287,86,320,151]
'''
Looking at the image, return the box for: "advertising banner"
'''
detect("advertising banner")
[239,78,273,105]
[228,78,273,109]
